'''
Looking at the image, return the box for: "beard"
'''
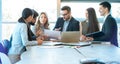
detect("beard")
[29,22,35,25]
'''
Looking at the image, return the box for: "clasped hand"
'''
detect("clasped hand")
[80,35,94,42]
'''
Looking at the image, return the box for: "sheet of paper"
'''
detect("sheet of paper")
[42,41,62,46]
[44,29,61,39]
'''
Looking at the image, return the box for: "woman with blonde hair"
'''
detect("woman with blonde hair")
[32,12,49,40]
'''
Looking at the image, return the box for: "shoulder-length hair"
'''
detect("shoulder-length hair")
[35,12,49,32]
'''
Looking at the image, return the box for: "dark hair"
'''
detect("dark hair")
[100,1,111,12]
[61,6,71,13]
[33,10,38,18]
[22,8,34,19]
[87,7,99,33]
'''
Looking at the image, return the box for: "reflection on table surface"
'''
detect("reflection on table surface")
[76,44,120,62]
[16,41,120,64]
[17,47,84,64]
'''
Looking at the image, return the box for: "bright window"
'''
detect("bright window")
[2,0,57,40]
[61,2,120,22]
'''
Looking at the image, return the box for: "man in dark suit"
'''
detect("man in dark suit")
[53,6,79,32]
[83,1,118,47]
[28,9,39,41]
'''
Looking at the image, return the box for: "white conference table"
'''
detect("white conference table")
[16,46,85,64]
[76,44,120,63]
[16,42,120,64]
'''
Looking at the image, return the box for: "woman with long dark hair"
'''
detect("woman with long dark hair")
[80,7,100,41]
[8,8,43,64]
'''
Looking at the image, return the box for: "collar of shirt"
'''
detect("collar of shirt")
[64,16,72,22]
[63,19,71,32]
[103,13,110,22]
[86,20,88,23]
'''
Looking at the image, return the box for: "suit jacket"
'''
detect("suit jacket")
[27,24,37,41]
[28,27,36,41]
[93,14,118,47]
[54,17,79,31]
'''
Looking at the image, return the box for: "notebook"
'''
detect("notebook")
[60,31,80,43]
[44,29,61,38]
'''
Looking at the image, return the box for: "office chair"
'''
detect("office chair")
[1,39,11,55]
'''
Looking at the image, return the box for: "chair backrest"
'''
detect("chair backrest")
[0,57,1,64]
[0,52,11,64]
[9,36,12,49]
[2,39,11,50]
[1,39,11,55]
[0,42,7,55]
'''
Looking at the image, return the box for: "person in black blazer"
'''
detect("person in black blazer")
[93,14,118,47]
[53,6,79,32]
[94,1,118,47]
[28,9,39,41]
[82,1,118,47]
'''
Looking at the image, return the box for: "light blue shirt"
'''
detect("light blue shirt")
[62,21,69,32]
[9,22,38,55]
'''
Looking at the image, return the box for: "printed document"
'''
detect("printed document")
[44,29,61,39]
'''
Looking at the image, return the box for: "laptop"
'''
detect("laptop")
[60,31,80,43]
[43,31,91,46]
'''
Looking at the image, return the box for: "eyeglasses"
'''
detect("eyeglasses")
[62,13,69,16]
